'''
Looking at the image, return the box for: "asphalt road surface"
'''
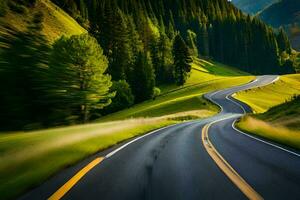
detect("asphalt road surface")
[20,75,300,200]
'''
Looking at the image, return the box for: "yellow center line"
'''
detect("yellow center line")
[202,123,263,200]
[48,157,104,200]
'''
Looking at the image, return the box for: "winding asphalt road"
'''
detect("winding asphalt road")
[21,75,300,200]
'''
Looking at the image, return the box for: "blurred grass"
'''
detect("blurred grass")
[0,118,175,200]
[237,116,300,150]
[235,74,300,113]
[254,95,300,130]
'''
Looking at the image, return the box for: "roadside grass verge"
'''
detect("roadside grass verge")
[0,118,176,200]
[254,95,300,130]
[0,108,217,200]
[236,79,300,151]
[237,116,300,150]
[234,74,300,113]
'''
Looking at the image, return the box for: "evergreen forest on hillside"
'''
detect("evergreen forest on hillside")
[0,0,297,131]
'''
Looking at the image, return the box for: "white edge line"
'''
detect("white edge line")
[225,76,280,115]
[208,75,300,157]
[232,120,300,157]
[226,95,246,114]
[105,123,179,159]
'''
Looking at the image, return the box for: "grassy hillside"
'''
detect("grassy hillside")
[0,0,86,43]
[0,58,253,200]
[98,58,252,122]
[235,74,300,113]
[237,95,300,150]
[237,115,300,150]
[236,74,300,150]
[255,95,300,130]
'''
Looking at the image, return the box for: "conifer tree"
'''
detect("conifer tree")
[130,52,156,102]
[173,34,192,86]
[277,27,292,54]
[48,34,113,123]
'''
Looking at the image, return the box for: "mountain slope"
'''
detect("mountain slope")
[231,0,278,14]
[0,0,86,43]
[259,0,300,50]
[259,0,300,27]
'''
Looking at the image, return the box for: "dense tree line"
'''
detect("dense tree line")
[51,0,295,76]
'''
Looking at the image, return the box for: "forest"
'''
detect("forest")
[0,0,296,130]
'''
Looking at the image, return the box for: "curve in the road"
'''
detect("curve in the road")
[20,75,300,200]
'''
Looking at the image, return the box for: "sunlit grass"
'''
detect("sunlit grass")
[0,0,86,43]
[237,116,300,150]
[0,118,175,199]
[235,74,300,113]
[99,58,254,122]
[0,107,218,200]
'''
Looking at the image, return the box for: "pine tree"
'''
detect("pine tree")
[98,3,132,81]
[277,27,292,54]
[130,51,156,102]
[186,29,198,56]
[173,34,192,86]
[198,22,209,57]
[48,34,113,123]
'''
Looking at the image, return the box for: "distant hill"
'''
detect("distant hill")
[230,0,278,14]
[259,0,300,27]
[0,0,86,43]
[259,0,300,50]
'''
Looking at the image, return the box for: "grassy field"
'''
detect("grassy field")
[0,58,253,199]
[236,74,300,150]
[235,74,300,113]
[0,0,86,42]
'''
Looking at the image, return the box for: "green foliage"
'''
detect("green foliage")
[48,34,113,123]
[103,80,134,114]
[8,1,28,14]
[173,34,192,86]
[0,0,8,16]
[51,0,294,76]
[130,52,156,102]
[153,87,161,99]
[0,12,50,130]
[277,27,291,54]
[186,29,198,56]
